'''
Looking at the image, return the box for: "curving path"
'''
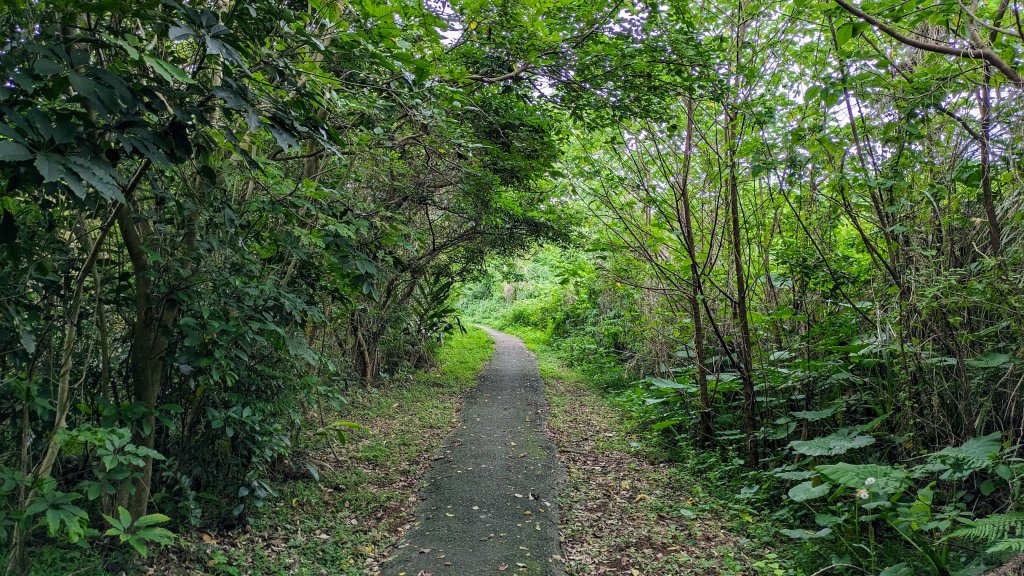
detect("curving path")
[384,327,565,575]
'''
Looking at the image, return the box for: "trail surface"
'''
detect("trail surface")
[385,327,564,576]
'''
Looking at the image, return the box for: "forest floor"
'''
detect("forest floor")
[132,328,495,576]
[528,329,780,575]
[49,325,775,575]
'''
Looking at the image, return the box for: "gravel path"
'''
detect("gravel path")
[384,327,565,576]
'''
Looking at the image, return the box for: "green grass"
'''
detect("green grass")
[26,327,495,576]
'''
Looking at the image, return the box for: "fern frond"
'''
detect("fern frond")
[986,539,1024,554]
[949,513,1024,544]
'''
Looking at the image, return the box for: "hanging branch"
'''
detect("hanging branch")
[832,0,1023,86]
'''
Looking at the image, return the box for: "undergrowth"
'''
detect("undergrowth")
[489,321,793,575]
[34,327,494,576]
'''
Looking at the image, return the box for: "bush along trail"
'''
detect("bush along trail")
[515,328,783,576]
[150,327,495,576]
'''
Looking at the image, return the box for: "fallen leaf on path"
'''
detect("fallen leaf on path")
[547,375,753,575]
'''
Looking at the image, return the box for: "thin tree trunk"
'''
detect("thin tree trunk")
[726,106,760,466]
[675,99,713,446]
[116,202,181,518]
[726,0,759,466]
[6,207,120,574]
[979,65,1001,256]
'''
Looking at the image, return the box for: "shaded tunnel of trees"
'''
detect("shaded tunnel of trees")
[2,0,1024,573]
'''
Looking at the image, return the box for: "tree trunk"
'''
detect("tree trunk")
[116,203,181,518]
[979,65,1001,256]
[675,98,713,446]
[125,307,176,517]
[726,0,759,466]
[725,106,759,466]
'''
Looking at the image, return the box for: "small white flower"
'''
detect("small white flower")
[864,477,876,486]
[856,488,870,500]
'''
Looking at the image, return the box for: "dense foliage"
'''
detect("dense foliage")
[0,0,582,570]
[463,0,1024,573]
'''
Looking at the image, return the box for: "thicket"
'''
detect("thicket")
[0,0,580,571]
[463,0,1024,571]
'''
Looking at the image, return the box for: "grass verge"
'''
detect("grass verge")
[142,326,494,576]
[498,325,785,576]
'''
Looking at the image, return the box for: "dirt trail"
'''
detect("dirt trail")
[384,327,564,576]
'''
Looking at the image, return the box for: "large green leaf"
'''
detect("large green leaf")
[647,376,695,392]
[788,480,832,502]
[34,152,65,182]
[926,432,1003,479]
[789,430,875,456]
[965,353,1012,368]
[790,405,839,421]
[878,564,914,576]
[779,527,832,539]
[940,432,1003,461]
[0,140,32,161]
[142,55,195,85]
[816,463,908,494]
[65,156,124,202]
